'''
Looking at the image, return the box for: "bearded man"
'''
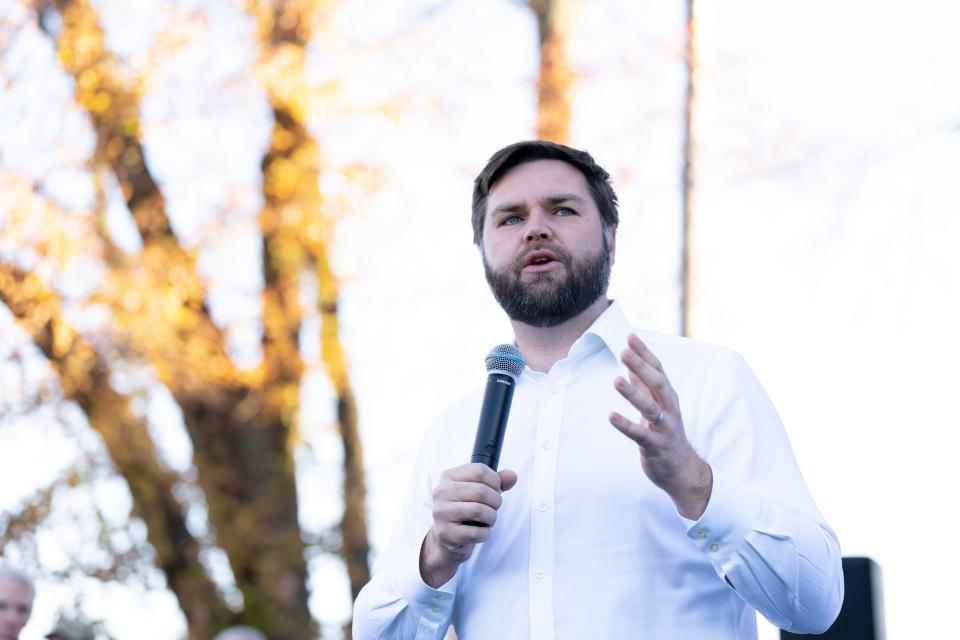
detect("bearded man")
[353,141,843,639]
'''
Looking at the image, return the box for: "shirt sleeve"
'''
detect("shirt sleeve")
[352,423,460,640]
[684,349,844,634]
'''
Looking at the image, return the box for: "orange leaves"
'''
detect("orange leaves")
[102,246,241,392]
[53,0,146,183]
[86,90,112,113]
[276,7,301,33]
[537,35,574,144]
[0,264,97,398]
[55,1,102,72]
[50,319,76,358]
[263,118,320,210]
[270,126,298,153]
[245,0,326,47]
[266,231,306,273]
[264,156,301,202]
[257,44,310,120]
[0,173,98,272]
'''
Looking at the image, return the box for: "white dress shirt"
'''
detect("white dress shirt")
[353,302,843,639]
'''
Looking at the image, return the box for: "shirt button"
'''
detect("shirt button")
[537,502,548,512]
[542,440,552,450]
[697,529,709,539]
[436,593,449,601]
[431,605,441,613]
[709,543,720,553]
[549,384,559,394]
[535,570,546,579]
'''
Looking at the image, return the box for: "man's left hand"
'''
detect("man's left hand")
[609,333,713,520]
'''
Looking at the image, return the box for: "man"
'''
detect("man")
[353,141,843,638]
[0,566,33,640]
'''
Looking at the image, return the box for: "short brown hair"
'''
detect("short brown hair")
[471,140,619,246]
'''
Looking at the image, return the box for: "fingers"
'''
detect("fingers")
[449,479,503,510]
[612,335,681,447]
[432,464,517,538]
[434,497,498,529]
[620,334,676,408]
[499,469,519,492]
[609,410,657,448]
[445,462,506,490]
[425,464,519,575]
[618,334,678,414]
[628,333,664,372]
[614,375,662,425]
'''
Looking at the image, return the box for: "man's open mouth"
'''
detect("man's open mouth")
[523,250,559,268]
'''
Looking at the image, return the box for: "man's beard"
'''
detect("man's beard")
[483,238,611,328]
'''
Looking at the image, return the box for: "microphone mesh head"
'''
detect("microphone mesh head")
[485,344,525,378]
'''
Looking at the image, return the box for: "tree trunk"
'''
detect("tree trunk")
[248,0,372,612]
[0,265,233,639]
[527,0,578,144]
[680,0,698,337]
[31,1,318,636]
[18,1,371,636]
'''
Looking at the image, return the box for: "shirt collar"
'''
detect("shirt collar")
[569,299,633,362]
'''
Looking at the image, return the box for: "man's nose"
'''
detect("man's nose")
[523,209,552,242]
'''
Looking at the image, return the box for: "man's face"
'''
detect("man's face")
[0,575,33,640]
[481,159,614,327]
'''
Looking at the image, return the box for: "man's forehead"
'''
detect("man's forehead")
[0,575,33,598]
[487,159,591,207]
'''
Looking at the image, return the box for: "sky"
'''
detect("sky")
[2,0,960,638]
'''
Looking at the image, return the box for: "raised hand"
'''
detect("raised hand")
[608,333,712,519]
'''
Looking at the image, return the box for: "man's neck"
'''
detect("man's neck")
[512,297,611,373]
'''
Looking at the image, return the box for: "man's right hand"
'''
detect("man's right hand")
[419,463,518,588]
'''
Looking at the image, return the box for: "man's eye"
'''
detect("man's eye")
[501,215,523,226]
[554,206,576,216]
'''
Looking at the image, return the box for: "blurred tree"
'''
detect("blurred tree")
[680,0,698,336]
[0,1,369,638]
[526,0,578,144]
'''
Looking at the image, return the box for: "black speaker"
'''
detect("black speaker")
[780,556,884,640]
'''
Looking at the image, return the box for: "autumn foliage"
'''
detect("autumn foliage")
[1,1,368,638]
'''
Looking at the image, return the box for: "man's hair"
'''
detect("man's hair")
[471,140,620,246]
[0,564,35,598]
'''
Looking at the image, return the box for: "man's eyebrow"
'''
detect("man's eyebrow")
[542,193,586,206]
[491,193,587,216]
[490,201,526,216]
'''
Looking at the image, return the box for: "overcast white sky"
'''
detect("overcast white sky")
[2,0,959,638]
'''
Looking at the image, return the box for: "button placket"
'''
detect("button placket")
[527,367,570,640]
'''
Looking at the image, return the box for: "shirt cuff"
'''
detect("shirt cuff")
[683,468,759,568]
[394,536,459,625]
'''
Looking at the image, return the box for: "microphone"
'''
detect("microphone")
[470,344,525,470]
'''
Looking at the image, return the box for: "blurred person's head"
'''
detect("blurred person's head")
[0,566,34,640]
[45,614,95,640]
[212,626,267,640]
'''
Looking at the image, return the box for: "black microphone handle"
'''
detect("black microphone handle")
[470,372,516,471]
